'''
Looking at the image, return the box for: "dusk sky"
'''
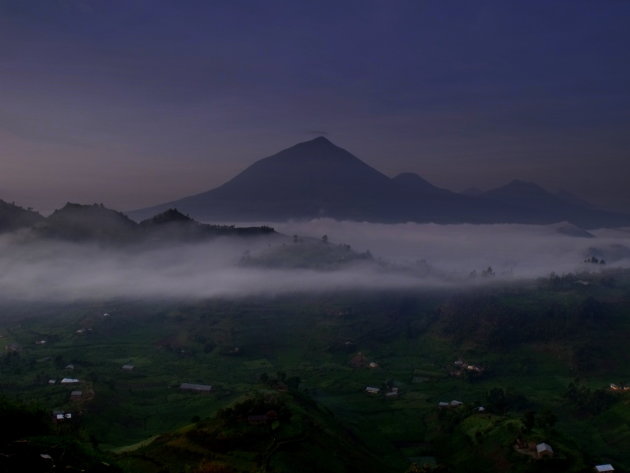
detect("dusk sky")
[1,0,629,214]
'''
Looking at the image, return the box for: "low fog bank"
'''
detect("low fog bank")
[245,220,630,278]
[1,221,629,302]
[0,235,424,302]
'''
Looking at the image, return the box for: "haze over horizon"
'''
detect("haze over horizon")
[1,0,630,214]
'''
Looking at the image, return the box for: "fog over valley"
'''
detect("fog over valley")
[1,220,629,302]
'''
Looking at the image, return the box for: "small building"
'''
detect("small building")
[60,378,79,384]
[450,400,463,407]
[438,401,450,408]
[594,465,615,473]
[385,387,399,398]
[52,411,73,423]
[48,379,56,385]
[368,362,379,369]
[65,364,75,371]
[365,386,380,395]
[180,383,212,393]
[536,442,554,458]
[122,364,134,371]
[70,391,82,401]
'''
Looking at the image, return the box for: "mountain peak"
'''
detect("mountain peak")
[288,135,340,154]
[309,135,333,145]
[141,208,195,226]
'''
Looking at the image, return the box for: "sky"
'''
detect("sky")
[1,0,629,214]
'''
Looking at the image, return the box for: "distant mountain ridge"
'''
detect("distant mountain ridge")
[131,137,630,228]
[0,201,275,244]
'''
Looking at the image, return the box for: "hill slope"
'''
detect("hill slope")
[120,391,394,473]
[0,199,44,233]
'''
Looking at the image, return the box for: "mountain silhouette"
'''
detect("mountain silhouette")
[478,180,630,227]
[133,137,399,221]
[0,199,44,233]
[16,203,275,245]
[35,203,139,243]
[131,137,630,228]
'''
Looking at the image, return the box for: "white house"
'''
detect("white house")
[60,378,79,384]
[594,465,615,473]
[536,442,553,457]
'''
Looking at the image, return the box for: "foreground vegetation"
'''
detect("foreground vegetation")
[1,269,630,472]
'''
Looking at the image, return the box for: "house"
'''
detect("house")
[365,386,380,395]
[594,465,615,472]
[179,383,212,393]
[536,442,554,458]
[70,391,82,401]
[48,379,56,385]
[60,378,79,384]
[52,411,73,423]
[438,400,463,408]
[122,364,134,371]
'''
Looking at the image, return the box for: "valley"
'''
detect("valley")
[2,270,630,472]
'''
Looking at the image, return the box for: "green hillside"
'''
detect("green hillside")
[1,269,630,472]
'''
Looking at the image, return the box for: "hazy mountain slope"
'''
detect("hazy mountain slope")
[479,180,630,227]
[34,203,140,243]
[132,136,398,222]
[0,199,44,233]
[130,138,630,227]
[140,208,276,242]
[27,204,276,245]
